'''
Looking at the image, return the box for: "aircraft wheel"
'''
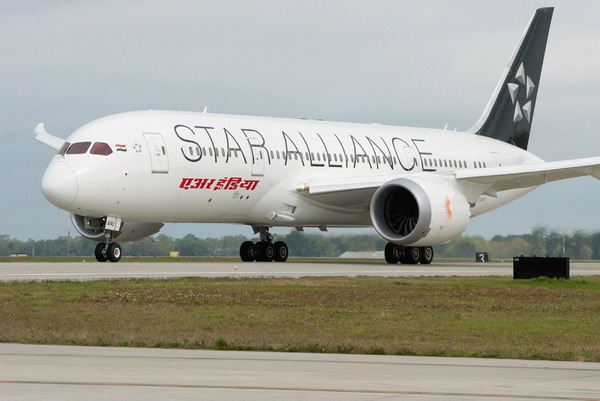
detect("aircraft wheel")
[261,242,274,262]
[254,242,264,262]
[420,246,434,264]
[255,242,274,262]
[107,243,122,263]
[95,243,108,263]
[273,241,288,262]
[403,246,420,264]
[384,242,400,264]
[240,241,255,262]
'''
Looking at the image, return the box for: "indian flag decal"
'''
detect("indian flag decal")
[116,144,127,152]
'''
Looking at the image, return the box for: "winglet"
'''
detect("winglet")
[34,123,67,151]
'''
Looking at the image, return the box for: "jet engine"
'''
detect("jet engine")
[70,213,164,242]
[370,177,470,246]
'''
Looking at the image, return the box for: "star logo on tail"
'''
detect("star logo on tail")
[507,62,536,123]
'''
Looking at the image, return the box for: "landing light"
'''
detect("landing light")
[296,183,309,192]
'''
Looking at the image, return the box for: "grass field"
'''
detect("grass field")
[1,275,599,361]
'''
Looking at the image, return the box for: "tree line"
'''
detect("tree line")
[1,227,599,259]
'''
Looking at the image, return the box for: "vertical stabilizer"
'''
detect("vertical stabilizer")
[471,7,553,150]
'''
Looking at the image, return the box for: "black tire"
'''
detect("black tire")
[254,242,264,262]
[240,241,255,262]
[273,241,288,262]
[420,246,434,264]
[404,246,420,264]
[107,243,122,263]
[95,243,108,263]
[262,242,275,262]
[384,242,400,264]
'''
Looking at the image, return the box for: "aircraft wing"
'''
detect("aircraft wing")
[34,123,66,151]
[297,157,600,209]
[455,156,600,202]
[297,174,398,209]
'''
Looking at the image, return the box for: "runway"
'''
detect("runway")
[1,260,600,281]
[1,343,600,401]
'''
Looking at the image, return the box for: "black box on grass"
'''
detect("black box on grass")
[513,256,569,279]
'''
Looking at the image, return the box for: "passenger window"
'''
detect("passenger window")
[67,142,91,155]
[90,142,112,156]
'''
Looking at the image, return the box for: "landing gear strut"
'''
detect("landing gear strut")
[385,242,433,265]
[94,229,122,263]
[239,227,288,262]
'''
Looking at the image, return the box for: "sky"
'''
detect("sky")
[2,0,600,241]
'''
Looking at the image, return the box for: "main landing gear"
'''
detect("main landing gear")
[94,231,122,263]
[385,242,433,265]
[239,227,288,262]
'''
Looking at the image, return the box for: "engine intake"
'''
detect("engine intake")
[370,177,470,246]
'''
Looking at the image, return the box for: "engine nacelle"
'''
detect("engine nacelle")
[70,213,164,242]
[370,177,470,246]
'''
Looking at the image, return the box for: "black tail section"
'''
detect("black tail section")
[471,7,553,150]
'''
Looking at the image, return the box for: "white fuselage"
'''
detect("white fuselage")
[41,110,541,229]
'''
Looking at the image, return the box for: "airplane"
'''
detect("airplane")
[35,7,600,264]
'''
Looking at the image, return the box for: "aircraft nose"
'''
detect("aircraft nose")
[41,161,78,208]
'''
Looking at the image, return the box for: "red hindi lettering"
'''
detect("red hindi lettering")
[214,178,227,190]
[240,179,259,191]
[179,178,193,190]
[225,177,243,190]
[204,178,215,189]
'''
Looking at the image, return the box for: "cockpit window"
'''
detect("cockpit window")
[90,142,113,156]
[66,142,91,154]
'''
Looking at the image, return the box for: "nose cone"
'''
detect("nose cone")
[41,161,78,208]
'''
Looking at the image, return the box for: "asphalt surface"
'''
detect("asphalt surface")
[1,260,600,281]
[2,344,600,401]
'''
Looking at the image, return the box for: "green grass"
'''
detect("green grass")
[1,276,600,361]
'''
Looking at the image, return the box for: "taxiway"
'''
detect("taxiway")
[2,343,600,400]
[1,260,600,281]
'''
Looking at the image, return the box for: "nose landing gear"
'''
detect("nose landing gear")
[239,227,288,262]
[94,242,122,263]
[94,226,122,263]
